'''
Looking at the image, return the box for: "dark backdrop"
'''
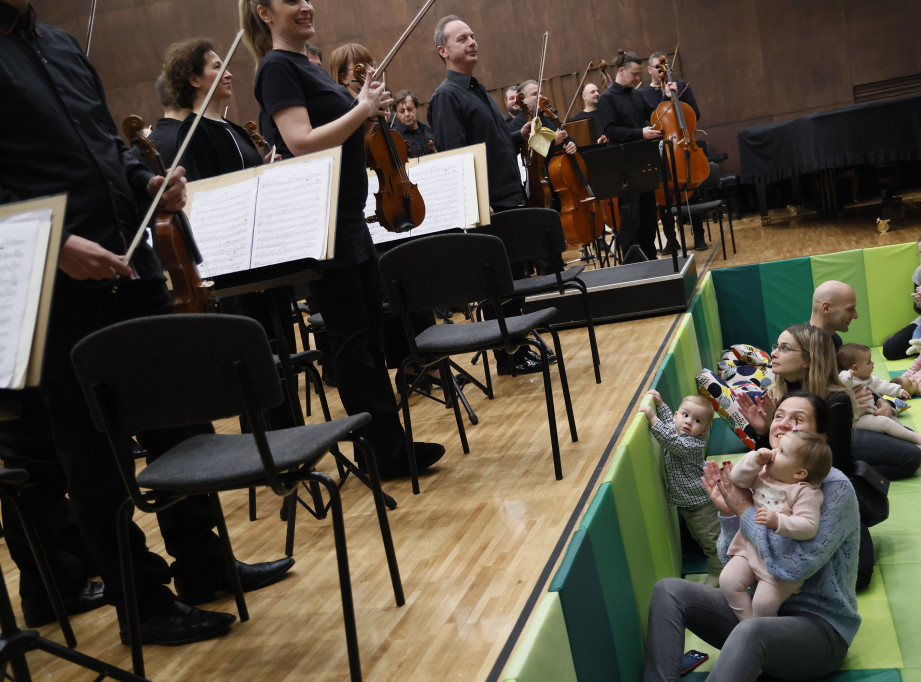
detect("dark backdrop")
[43,0,921,174]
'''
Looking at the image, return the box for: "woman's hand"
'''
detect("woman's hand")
[737,392,771,435]
[702,460,754,517]
[356,67,391,119]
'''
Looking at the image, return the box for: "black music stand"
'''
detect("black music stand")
[581,139,685,272]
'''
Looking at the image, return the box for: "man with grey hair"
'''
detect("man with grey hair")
[429,15,545,375]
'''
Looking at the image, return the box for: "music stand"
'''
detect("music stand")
[581,139,684,272]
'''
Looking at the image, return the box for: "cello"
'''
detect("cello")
[124,115,215,314]
[541,97,617,246]
[650,55,709,205]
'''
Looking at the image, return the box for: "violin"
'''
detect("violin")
[650,56,709,205]
[540,97,618,245]
[517,91,553,209]
[123,115,214,314]
[354,63,424,233]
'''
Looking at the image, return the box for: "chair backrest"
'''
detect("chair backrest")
[378,233,514,314]
[480,208,566,266]
[71,314,283,434]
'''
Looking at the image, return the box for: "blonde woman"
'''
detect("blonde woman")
[238,0,445,478]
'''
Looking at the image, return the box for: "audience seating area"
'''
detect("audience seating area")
[502,242,921,681]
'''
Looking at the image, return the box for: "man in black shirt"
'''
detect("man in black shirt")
[641,50,708,252]
[429,15,545,375]
[595,51,663,262]
[502,85,521,126]
[393,90,437,158]
[569,82,601,124]
[0,0,292,645]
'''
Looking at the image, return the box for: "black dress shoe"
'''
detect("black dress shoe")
[522,346,556,365]
[22,580,107,628]
[120,600,235,646]
[694,237,709,251]
[379,441,446,479]
[496,352,543,376]
[175,558,295,606]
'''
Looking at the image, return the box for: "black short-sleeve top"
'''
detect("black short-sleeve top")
[254,49,374,268]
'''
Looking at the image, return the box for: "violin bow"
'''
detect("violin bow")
[123,29,244,264]
[84,0,97,55]
[374,0,437,74]
[535,31,550,104]
[562,60,593,125]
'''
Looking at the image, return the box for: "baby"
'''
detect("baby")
[640,390,722,586]
[838,343,921,448]
[721,430,832,620]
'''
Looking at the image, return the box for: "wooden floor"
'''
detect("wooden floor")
[4,199,921,681]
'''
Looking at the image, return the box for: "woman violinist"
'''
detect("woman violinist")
[238,0,445,478]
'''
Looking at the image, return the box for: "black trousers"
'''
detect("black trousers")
[618,190,658,261]
[41,278,225,618]
[308,257,406,468]
[0,389,97,605]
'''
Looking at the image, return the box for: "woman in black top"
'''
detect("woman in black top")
[239,0,445,478]
[162,37,265,181]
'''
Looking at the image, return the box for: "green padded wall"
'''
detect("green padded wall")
[622,416,682,579]
[864,242,918,347]
[549,529,620,682]
[654,353,682,410]
[698,274,724,361]
[759,256,814,346]
[502,592,578,682]
[689,295,715,370]
[603,447,657,632]
[811,249,872,346]
[669,315,702,400]
[580,482,644,682]
[711,265,769,349]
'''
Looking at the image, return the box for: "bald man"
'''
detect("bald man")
[809,280,858,350]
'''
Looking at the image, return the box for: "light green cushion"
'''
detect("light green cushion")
[502,592,578,682]
[864,242,919,347]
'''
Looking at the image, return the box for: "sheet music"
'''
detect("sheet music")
[368,151,478,244]
[189,177,258,278]
[0,209,50,388]
[252,157,333,267]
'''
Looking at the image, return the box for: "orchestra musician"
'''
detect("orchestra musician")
[595,50,663,263]
[304,40,322,66]
[429,14,547,376]
[0,0,294,645]
[568,82,601,124]
[392,89,437,158]
[239,0,446,477]
[503,84,521,125]
[328,42,375,99]
[641,50,708,252]
[506,79,577,157]
[145,73,191,168]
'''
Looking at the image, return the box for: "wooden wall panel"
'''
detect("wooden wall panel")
[38,0,921,175]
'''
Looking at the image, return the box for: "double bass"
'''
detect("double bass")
[123,115,214,314]
[650,56,709,205]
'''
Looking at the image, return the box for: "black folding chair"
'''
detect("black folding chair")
[379,233,578,494]
[72,314,403,681]
[479,208,602,384]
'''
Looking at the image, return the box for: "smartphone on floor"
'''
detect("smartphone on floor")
[680,649,709,676]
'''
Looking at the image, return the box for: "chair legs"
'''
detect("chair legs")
[305,471,361,682]
[527,329,578,481]
[571,278,602,384]
[209,493,248,623]
[117,499,144,677]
